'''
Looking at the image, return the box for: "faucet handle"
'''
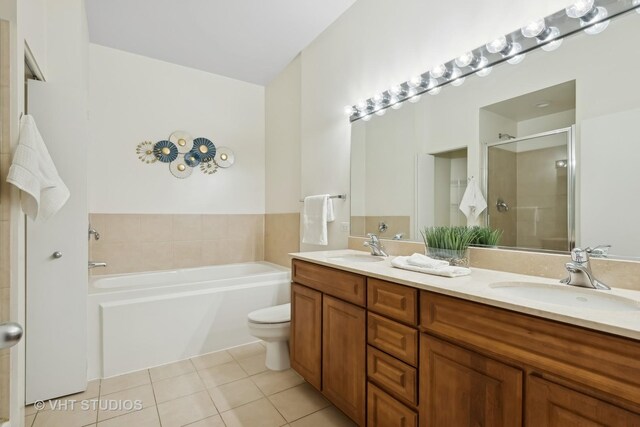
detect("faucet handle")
[585,245,611,258]
[366,233,379,243]
[570,248,589,264]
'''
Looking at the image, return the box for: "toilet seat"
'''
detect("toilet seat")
[248,303,290,324]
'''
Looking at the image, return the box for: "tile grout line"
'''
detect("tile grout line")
[147,369,164,427]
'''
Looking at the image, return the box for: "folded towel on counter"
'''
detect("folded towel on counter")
[6,115,70,221]
[406,253,450,269]
[459,176,487,220]
[302,194,332,245]
[391,256,471,278]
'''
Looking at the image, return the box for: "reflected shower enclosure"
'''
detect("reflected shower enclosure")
[485,128,574,251]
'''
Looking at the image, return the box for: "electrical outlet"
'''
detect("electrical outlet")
[340,222,350,232]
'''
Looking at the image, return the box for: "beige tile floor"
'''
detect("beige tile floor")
[24,342,356,427]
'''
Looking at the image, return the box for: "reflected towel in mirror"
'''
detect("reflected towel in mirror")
[459,177,487,220]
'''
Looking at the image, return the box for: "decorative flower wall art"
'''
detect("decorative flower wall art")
[135,131,235,179]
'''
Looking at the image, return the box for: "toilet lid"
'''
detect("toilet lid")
[248,303,291,324]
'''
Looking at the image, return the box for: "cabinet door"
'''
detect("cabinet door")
[323,295,366,425]
[290,284,322,389]
[420,335,523,427]
[527,376,640,426]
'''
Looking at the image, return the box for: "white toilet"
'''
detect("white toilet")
[247,303,291,371]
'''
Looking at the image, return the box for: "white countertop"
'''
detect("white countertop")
[290,249,640,341]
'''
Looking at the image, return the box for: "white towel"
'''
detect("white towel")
[391,256,471,278]
[406,253,450,269]
[459,177,487,220]
[6,115,70,221]
[302,195,333,245]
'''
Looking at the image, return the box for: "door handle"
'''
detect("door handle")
[0,322,23,350]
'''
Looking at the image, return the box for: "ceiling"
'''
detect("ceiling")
[84,0,356,85]
[482,81,576,122]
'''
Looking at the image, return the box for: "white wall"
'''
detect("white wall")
[88,44,265,214]
[265,55,301,214]
[517,109,575,137]
[289,0,571,250]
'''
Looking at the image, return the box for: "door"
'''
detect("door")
[527,376,640,426]
[322,295,366,425]
[25,80,88,403]
[420,335,523,427]
[290,283,322,389]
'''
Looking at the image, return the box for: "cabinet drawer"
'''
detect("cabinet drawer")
[368,312,418,366]
[368,382,417,427]
[292,259,366,306]
[367,346,417,405]
[367,278,417,326]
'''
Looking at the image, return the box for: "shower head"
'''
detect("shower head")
[498,133,516,140]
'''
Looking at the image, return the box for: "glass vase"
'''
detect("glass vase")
[425,247,470,267]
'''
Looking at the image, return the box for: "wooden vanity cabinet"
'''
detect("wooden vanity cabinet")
[420,290,640,426]
[291,257,640,426]
[290,260,367,425]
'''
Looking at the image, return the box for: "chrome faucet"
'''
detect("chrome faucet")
[364,233,388,257]
[88,261,107,269]
[88,225,100,241]
[561,247,610,290]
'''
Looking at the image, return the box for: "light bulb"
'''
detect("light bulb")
[409,94,422,103]
[451,77,466,87]
[634,0,640,14]
[356,100,366,110]
[373,93,384,103]
[448,67,463,82]
[584,19,609,34]
[476,66,493,77]
[375,108,387,116]
[455,52,474,68]
[486,36,508,54]
[503,42,522,60]
[566,0,595,18]
[542,38,563,52]
[343,105,354,116]
[390,85,402,95]
[410,75,424,87]
[426,78,438,89]
[521,19,546,38]
[428,87,441,95]
[582,7,609,34]
[362,114,372,122]
[430,64,447,79]
[391,101,403,110]
[507,54,526,65]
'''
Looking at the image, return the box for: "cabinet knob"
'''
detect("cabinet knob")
[52,251,63,259]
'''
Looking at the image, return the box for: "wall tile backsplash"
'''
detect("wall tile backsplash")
[90,213,265,275]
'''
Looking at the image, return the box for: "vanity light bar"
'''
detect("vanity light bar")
[346,0,638,122]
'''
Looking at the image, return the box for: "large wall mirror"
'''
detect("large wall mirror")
[350,2,640,260]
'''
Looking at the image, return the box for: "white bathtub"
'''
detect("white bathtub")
[88,262,290,379]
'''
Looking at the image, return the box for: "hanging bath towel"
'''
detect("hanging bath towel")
[459,177,487,220]
[6,115,70,221]
[302,194,332,245]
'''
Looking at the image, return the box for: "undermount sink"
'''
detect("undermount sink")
[328,254,385,263]
[489,282,640,312]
